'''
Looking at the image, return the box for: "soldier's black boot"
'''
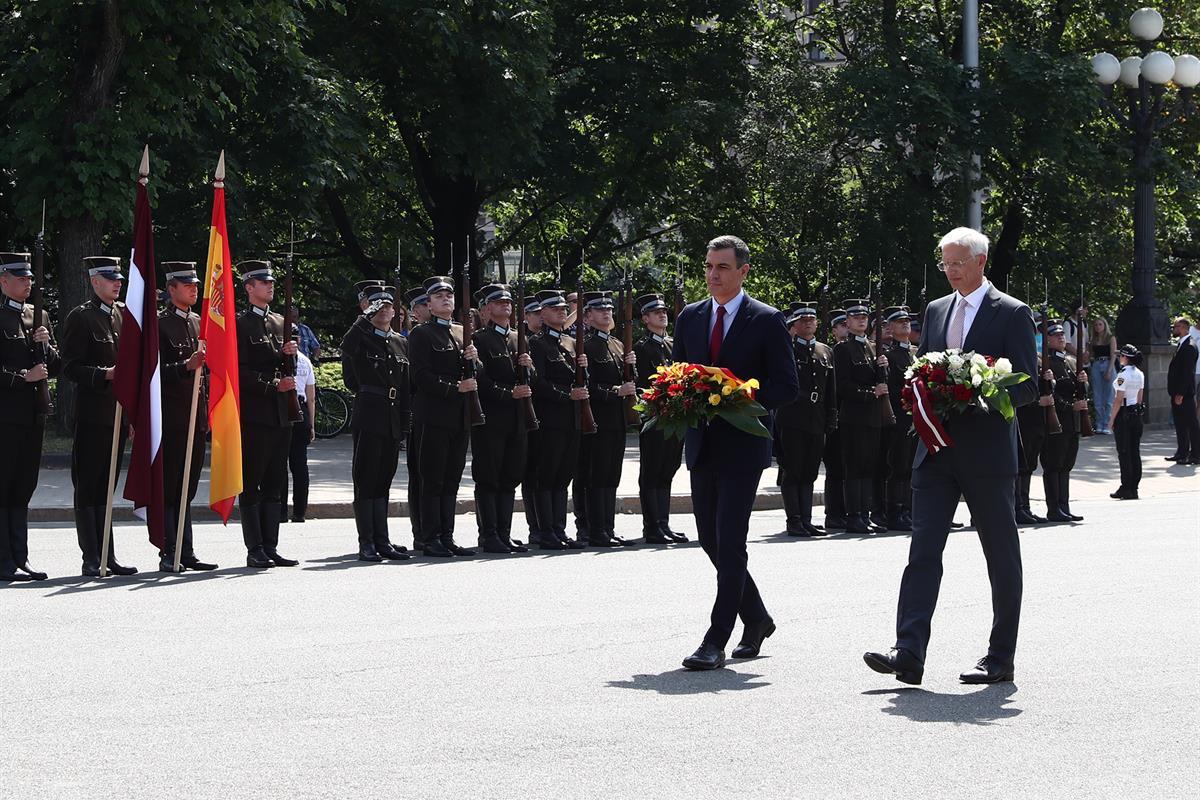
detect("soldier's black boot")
[1020,474,1047,524]
[180,506,217,570]
[553,490,584,549]
[373,498,410,560]
[160,505,184,572]
[1014,476,1039,525]
[886,482,911,531]
[1042,472,1067,522]
[572,483,590,545]
[824,477,847,530]
[440,494,475,556]
[843,482,871,534]
[495,492,527,552]
[420,494,452,557]
[606,492,636,546]
[521,482,541,547]
[261,504,298,566]
[240,502,273,568]
[533,490,565,550]
[799,484,825,536]
[9,508,46,580]
[862,484,886,533]
[97,506,138,576]
[641,489,669,543]
[0,509,33,582]
[354,499,382,562]
[656,487,686,542]
[780,483,807,537]
[476,490,509,554]
[586,488,618,547]
[1059,472,1083,521]
[870,475,888,530]
[76,505,102,576]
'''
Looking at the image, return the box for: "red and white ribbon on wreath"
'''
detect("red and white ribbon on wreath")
[910,377,954,454]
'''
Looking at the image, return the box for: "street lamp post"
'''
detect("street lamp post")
[1092,7,1198,350]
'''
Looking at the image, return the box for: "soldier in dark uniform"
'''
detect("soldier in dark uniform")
[61,256,138,576]
[471,283,533,554]
[354,280,384,314]
[157,263,218,572]
[822,308,849,530]
[0,253,60,581]
[528,289,589,550]
[775,301,836,537]
[235,261,300,568]
[340,285,412,562]
[1015,316,1052,524]
[1040,321,1088,523]
[833,299,889,534]
[909,316,922,349]
[635,293,685,544]
[577,291,638,547]
[520,295,545,544]
[402,286,430,547]
[408,275,478,557]
[870,313,897,529]
[882,306,915,531]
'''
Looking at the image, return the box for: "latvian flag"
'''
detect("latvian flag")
[114,146,165,549]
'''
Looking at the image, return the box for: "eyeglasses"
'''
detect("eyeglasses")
[937,256,975,272]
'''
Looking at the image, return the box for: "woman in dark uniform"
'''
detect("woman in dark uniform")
[341,286,412,561]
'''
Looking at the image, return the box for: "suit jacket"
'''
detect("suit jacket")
[1168,337,1198,397]
[914,284,1038,476]
[671,294,799,472]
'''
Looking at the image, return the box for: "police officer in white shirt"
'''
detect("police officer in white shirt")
[282,348,317,522]
[1107,344,1145,500]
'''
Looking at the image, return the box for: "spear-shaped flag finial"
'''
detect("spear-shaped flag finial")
[214,150,226,188]
[138,145,150,185]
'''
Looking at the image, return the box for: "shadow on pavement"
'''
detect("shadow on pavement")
[29,567,263,596]
[863,683,1021,725]
[606,668,771,695]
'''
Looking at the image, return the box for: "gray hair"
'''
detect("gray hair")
[706,235,750,267]
[938,227,989,257]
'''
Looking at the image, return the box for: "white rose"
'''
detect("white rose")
[994,357,1012,375]
[971,353,987,367]
[927,351,945,364]
[904,367,915,380]
[972,373,983,387]
[948,354,964,371]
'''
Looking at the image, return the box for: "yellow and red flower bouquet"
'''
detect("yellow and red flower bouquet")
[634,362,770,440]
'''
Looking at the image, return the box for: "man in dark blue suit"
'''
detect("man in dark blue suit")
[672,236,799,670]
[865,227,1038,685]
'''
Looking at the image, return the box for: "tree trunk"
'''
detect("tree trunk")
[54,215,105,433]
[990,200,1025,298]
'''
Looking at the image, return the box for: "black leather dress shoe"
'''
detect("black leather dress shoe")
[246,548,274,568]
[803,521,827,536]
[378,543,411,560]
[181,556,218,571]
[1014,508,1040,525]
[17,563,48,581]
[0,569,35,582]
[662,527,688,543]
[682,642,725,671]
[731,618,776,658]
[959,656,1014,684]
[358,545,384,563]
[587,536,621,548]
[863,647,923,685]
[844,517,872,534]
[267,551,299,567]
[422,540,453,557]
[1165,455,1182,462]
[537,536,567,551]
[948,521,965,530]
[1044,511,1073,523]
[106,562,138,576]
[159,557,185,573]
[643,531,673,544]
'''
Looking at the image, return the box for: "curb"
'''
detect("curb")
[30,490,804,524]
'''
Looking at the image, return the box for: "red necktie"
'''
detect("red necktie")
[709,304,726,363]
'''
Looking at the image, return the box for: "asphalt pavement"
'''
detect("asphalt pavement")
[4,431,1198,799]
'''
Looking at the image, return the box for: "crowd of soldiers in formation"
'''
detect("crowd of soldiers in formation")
[0,250,1098,581]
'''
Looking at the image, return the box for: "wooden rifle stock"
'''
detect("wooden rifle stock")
[620,280,640,427]
[30,228,54,415]
[515,255,539,432]
[281,262,302,423]
[1041,303,1062,434]
[1076,294,1094,437]
[574,272,597,435]
[460,242,486,428]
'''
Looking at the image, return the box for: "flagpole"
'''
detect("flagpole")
[173,348,203,573]
[99,404,123,578]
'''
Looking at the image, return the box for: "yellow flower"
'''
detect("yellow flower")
[708,394,722,406]
[721,384,734,396]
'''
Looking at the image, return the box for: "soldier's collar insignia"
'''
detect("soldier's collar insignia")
[853,334,868,343]
[492,324,510,336]
[373,327,390,338]
[898,341,911,349]
[548,328,561,338]
[173,306,190,319]
[1053,350,1066,358]
[3,296,22,311]
[595,331,609,340]
[651,333,666,343]
[435,316,452,327]
[99,301,113,315]
[251,304,268,317]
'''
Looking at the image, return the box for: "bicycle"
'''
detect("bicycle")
[314,386,352,439]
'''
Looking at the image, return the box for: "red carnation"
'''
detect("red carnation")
[667,383,683,395]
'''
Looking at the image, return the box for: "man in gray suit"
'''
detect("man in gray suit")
[864,227,1038,685]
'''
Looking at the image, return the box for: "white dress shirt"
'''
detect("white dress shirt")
[1113,365,1144,406]
[948,279,992,344]
[708,290,747,341]
[294,351,315,396]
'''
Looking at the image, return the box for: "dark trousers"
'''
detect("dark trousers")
[406,429,421,538]
[472,424,527,492]
[352,429,399,500]
[895,454,1022,664]
[1041,431,1080,471]
[775,427,823,485]
[411,424,468,537]
[0,418,44,571]
[162,424,205,508]
[72,421,127,507]
[639,429,683,490]
[1114,408,1143,492]
[534,426,579,490]
[281,422,312,518]
[690,466,770,649]
[1171,395,1200,458]
[239,423,290,506]
[840,424,881,478]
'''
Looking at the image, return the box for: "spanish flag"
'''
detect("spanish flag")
[200,151,242,522]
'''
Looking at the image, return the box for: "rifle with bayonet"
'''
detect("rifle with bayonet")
[1041,280,1062,435]
[574,258,597,435]
[620,266,640,427]
[30,201,53,415]
[1075,286,1094,437]
[874,277,896,427]
[515,247,539,432]
[459,237,486,428]
[281,226,302,423]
